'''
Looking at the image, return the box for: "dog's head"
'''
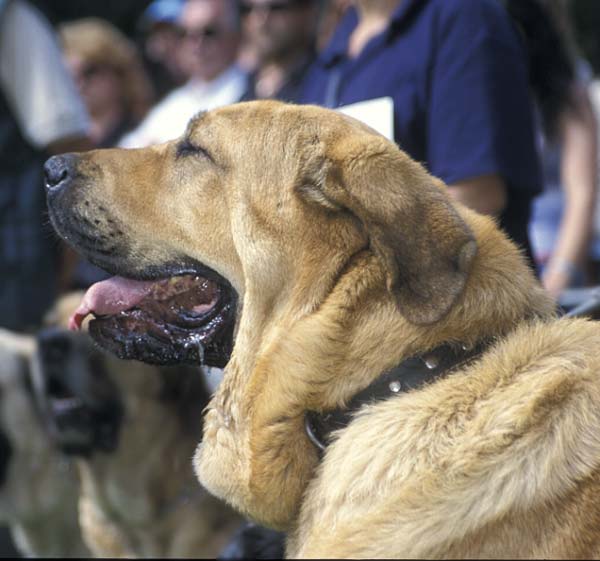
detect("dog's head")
[45,101,478,364]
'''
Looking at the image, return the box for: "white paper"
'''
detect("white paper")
[336,97,394,140]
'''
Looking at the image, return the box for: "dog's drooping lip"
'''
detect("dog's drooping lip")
[70,274,236,367]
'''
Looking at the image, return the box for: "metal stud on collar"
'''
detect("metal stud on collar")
[389,380,402,393]
[424,355,439,370]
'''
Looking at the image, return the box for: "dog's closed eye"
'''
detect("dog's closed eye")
[176,138,213,163]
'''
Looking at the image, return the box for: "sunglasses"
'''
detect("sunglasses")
[76,63,115,81]
[179,25,225,42]
[240,0,308,16]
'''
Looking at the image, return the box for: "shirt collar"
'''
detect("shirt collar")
[319,0,426,67]
[186,65,245,95]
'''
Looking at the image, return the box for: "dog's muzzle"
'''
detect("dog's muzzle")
[33,327,123,457]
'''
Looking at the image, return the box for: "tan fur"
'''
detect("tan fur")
[0,328,88,557]
[39,295,243,558]
[53,100,600,558]
[71,359,241,558]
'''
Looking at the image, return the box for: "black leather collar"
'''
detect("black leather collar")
[305,340,492,454]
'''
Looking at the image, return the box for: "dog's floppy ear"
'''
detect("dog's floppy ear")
[298,134,477,325]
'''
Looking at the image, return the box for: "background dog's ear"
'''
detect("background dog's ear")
[298,135,477,325]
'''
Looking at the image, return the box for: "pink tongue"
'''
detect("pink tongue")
[69,276,162,331]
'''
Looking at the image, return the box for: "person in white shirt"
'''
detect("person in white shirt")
[120,0,247,148]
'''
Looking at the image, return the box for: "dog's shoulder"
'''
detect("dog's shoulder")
[292,317,600,558]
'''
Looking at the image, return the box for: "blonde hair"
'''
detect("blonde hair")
[60,18,155,122]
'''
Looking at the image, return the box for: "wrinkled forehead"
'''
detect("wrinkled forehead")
[183,102,367,153]
[180,0,236,29]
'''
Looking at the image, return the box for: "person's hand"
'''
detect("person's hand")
[447,174,507,217]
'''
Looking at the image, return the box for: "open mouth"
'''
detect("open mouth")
[46,393,122,457]
[70,271,236,367]
[34,327,125,457]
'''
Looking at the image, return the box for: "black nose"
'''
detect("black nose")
[38,327,73,369]
[36,328,72,395]
[44,155,73,191]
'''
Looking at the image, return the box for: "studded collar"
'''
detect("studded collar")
[304,340,492,454]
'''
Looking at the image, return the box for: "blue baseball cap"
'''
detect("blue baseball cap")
[142,0,185,25]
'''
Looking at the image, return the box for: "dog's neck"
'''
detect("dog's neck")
[199,253,445,527]
[198,217,557,530]
[75,389,221,557]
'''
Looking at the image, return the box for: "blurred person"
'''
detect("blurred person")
[239,0,322,102]
[136,0,189,100]
[120,0,247,148]
[0,0,90,332]
[60,18,155,148]
[590,80,600,283]
[511,0,598,297]
[299,0,542,264]
[315,0,351,52]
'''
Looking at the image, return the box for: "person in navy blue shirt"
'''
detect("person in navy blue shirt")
[300,0,542,263]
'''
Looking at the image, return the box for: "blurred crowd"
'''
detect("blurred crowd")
[1,0,599,334]
[0,0,599,557]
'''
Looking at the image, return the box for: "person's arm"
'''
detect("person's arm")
[447,174,507,217]
[542,85,598,296]
[0,0,90,150]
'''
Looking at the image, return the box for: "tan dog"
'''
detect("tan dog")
[0,328,88,557]
[46,101,600,558]
[31,295,242,558]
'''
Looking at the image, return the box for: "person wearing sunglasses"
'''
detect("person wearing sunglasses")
[120,0,247,149]
[239,0,322,102]
[137,0,189,101]
[61,18,155,149]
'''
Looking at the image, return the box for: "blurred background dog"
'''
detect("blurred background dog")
[0,292,283,559]
[0,327,88,557]
[27,293,243,557]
